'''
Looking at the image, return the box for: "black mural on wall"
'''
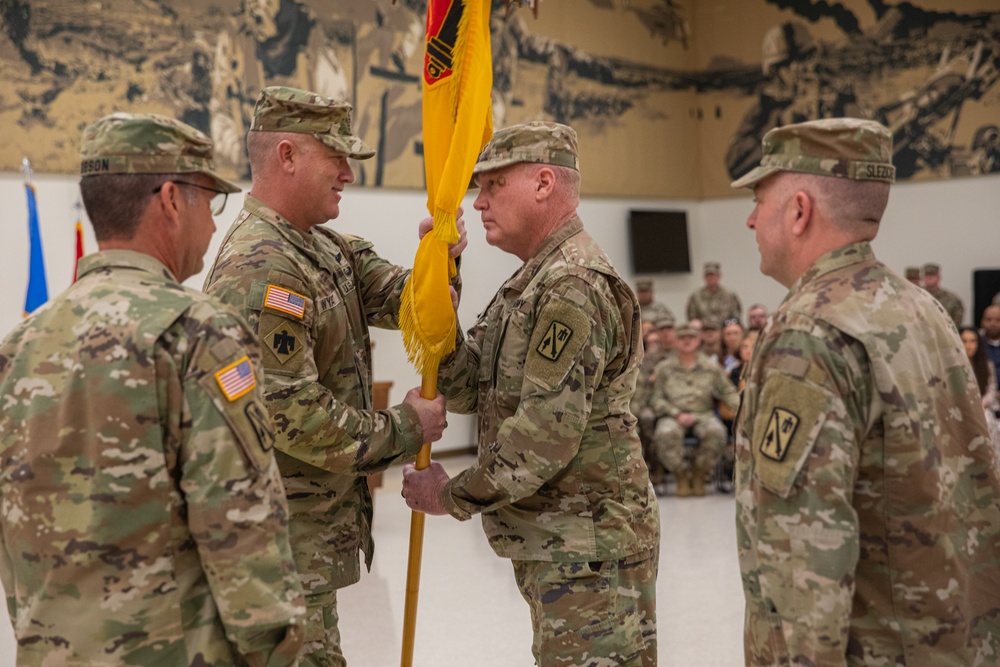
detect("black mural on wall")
[0,0,997,193]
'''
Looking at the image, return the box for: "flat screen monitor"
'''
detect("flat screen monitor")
[628,209,691,274]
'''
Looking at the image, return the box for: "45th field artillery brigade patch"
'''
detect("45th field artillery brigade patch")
[759,408,800,461]
[537,321,573,361]
[216,356,257,401]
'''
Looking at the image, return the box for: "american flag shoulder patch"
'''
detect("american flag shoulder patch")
[215,356,257,401]
[264,285,307,319]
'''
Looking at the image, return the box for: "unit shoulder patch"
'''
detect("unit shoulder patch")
[525,300,592,390]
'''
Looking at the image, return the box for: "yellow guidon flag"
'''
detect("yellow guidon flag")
[398,0,493,376]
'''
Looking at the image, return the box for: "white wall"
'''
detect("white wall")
[2,172,1000,452]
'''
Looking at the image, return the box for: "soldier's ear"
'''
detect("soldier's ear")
[276,139,298,173]
[535,166,555,201]
[789,190,812,237]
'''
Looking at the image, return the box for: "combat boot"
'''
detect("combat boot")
[675,471,692,497]
[691,465,706,496]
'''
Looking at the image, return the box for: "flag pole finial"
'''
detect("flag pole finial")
[21,157,32,184]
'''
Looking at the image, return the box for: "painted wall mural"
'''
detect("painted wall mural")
[1,0,997,198]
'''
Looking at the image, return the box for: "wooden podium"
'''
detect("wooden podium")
[367,381,393,494]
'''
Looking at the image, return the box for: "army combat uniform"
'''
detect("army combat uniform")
[0,251,305,666]
[437,215,660,667]
[736,244,1000,665]
[639,300,674,327]
[685,285,741,323]
[205,196,425,660]
[925,286,964,329]
[650,350,738,488]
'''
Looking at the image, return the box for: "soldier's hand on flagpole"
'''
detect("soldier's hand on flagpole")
[402,461,450,515]
[403,387,448,443]
[449,209,467,258]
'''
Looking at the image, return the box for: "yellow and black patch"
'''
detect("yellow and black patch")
[536,320,573,361]
[751,377,829,498]
[759,408,800,461]
[525,302,591,390]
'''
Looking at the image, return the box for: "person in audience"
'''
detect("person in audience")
[700,316,724,363]
[401,121,659,666]
[922,263,964,328]
[633,314,677,494]
[202,85,450,666]
[904,266,922,286]
[0,113,306,665]
[733,117,1000,664]
[730,330,759,390]
[636,278,675,328]
[747,303,769,331]
[961,327,1000,452]
[981,305,1000,406]
[721,318,745,374]
[651,322,739,497]
[686,261,742,323]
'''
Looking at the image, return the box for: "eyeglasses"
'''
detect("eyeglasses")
[724,318,742,326]
[153,180,228,216]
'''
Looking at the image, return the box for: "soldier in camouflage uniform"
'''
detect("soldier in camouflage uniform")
[203,86,451,667]
[0,113,306,666]
[922,263,965,329]
[401,121,660,667]
[650,322,738,497]
[636,278,674,328]
[685,261,742,323]
[903,265,921,286]
[633,314,676,493]
[732,117,1000,665]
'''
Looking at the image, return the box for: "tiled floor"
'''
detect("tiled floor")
[0,455,745,665]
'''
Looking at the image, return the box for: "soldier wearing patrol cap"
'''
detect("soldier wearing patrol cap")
[203,86,454,666]
[733,117,1000,664]
[650,321,739,497]
[921,262,965,328]
[401,120,660,666]
[686,261,742,324]
[0,113,307,665]
[635,278,675,329]
[904,265,922,286]
[633,313,677,492]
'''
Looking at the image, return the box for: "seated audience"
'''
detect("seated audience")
[961,327,1000,460]
[721,318,744,373]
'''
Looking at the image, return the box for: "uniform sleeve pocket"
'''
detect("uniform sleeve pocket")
[198,359,276,474]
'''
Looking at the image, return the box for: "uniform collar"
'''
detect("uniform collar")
[786,241,874,299]
[242,194,323,255]
[77,250,178,283]
[506,215,583,291]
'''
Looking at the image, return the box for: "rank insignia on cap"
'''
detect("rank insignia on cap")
[759,407,800,461]
[265,285,306,319]
[215,356,257,401]
[536,321,573,361]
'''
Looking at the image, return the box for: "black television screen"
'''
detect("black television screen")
[628,209,691,274]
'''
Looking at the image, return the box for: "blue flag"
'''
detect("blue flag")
[24,183,48,316]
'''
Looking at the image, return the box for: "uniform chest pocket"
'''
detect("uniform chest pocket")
[480,301,530,408]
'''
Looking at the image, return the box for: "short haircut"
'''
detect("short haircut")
[246,130,289,178]
[80,173,194,241]
[784,173,890,235]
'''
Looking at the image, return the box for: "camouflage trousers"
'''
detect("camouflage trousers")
[653,414,726,473]
[299,593,346,667]
[512,549,658,667]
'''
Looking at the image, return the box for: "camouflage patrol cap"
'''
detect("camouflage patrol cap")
[79,112,240,193]
[704,262,721,275]
[251,86,375,160]
[473,120,579,176]
[654,313,676,329]
[636,279,653,290]
[731,117,895,189]
[676,322,698,337]
[905,266,920,280]
[922,263,940,276]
